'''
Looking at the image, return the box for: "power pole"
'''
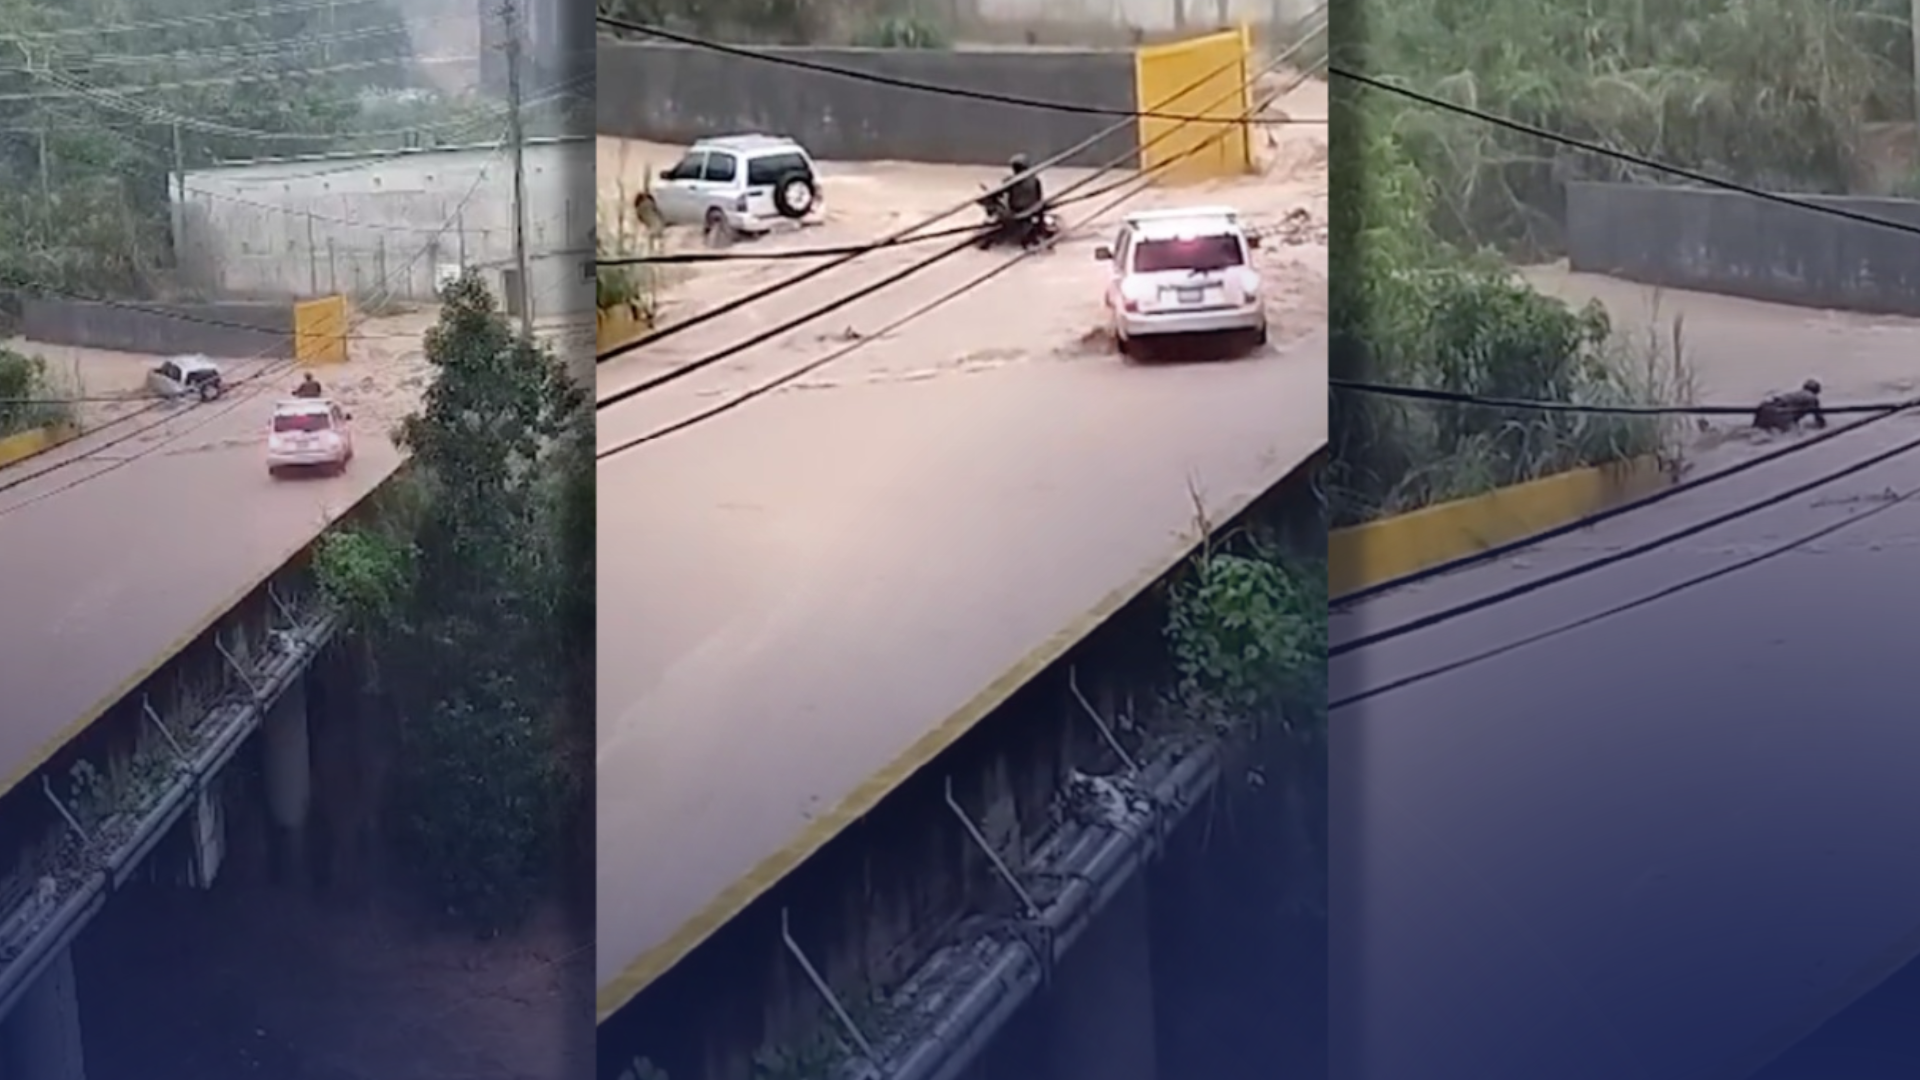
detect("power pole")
[501,0,534,338]
[1912,0,1920,135]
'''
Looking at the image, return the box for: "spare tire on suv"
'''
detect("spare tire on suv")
[771,170,818,220]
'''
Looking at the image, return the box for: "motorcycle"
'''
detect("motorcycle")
[975,184,1061,251]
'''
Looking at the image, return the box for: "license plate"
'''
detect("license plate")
[1176,287,1203,303]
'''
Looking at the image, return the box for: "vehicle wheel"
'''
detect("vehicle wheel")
[1253,320,1269,347]
[771,172,818,220]
[1115,332,1134,358]
[199,381,221,402]
[268,465,283,479]
[703,209,734,248]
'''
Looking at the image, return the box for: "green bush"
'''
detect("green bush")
[1330,87,1685,525]
[851,14,949,48]
[1368,0,1905,256]
[0,347,72,438]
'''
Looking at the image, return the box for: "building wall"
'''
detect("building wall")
[967,0,1319,37]
[172,138,593,318]
[1564,181,1920,318]
[596,40,1140,169]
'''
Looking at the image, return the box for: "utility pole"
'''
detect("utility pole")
[1911,0,1920,136]
[501,0,534,338]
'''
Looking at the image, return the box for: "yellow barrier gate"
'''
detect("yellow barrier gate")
[1133,28,1255,185]
[293,294,349,365]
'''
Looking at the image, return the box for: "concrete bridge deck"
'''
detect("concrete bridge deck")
[593,192,1328,1016]
[0,360,403,799]
[1331,410,1920,1080]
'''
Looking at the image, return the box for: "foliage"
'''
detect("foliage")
[598,0,943,45]
[0,0,433,299]
[1329,85,1685,525]
[851,14,949,49]
[313,271,589,928]
[1366,0,1912,255]
[0,345,71,436]
[1166,539,1327,735]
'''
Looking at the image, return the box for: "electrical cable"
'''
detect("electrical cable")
[1327,401,1920,658]
[1331,401,1919,608]
[1331,467,1920,712]
[598,144,1294,266]
[594,12,1325,366]
[597,49,1319,459]
[11,0,390,40]
[1330,66,1920,244]
[0,138,509,503]
[598,49,1315,412]
[599,14,1330,126]
[1330,378,1903,416]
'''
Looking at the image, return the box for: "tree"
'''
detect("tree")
[314,271,588,928]
[0,0,418,298]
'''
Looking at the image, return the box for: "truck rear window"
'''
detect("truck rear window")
[273,413,330,433]
[1132,234,1244,273]
[746,152,812,187]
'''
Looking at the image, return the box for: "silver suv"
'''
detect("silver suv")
[644,135,822,243]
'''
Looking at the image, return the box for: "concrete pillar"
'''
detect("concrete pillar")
[1046,876,1158,1080]
[262,675,312,886]
[2,947,87,1080]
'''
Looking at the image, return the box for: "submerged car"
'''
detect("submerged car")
[266,397,354,477]
[1095,206,1267,357]
[147,354,225,401]
[639,134,823,244]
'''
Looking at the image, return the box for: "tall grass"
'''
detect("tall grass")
[1368,0,1909,255]
[1330,87,1693,525]
[0,347,73,439]
[597,165,662,330]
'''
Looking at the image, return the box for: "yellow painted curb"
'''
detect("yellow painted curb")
[1329,455,1670,598]
[0,461,401,803]
[596,303,650,355]
[0,421,81,469]
[594,451,1324,1022]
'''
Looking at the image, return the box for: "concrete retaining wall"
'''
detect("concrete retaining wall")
[1329,456,1669,598]
[596,39,1140,169]
[21,299,296,359]
[1565,181,1920,317]
[0,423,79,469]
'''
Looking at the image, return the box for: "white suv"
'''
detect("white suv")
[1095,206,1267,357]
[644,135,822,243]
[266,398,354,476]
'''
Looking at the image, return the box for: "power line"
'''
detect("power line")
[597,49,1321,458]
[0,138,509,505]
[39,24,411,68]
[1330,66,1920,244]
[597,157,1281,267]
[597,39,1313,398]
[0,57,465,107]
[1330,378,1904,416]
[1331,399,1920,609]
[599,14,1330,126]
[596,11,1326,370]
[1331,469,1920,712]
[10,0,389,40]
[1327,400,1920,659]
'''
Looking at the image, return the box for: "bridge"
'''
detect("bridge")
[594,156,1328,1076]
[0,348,403,1079]
[1331,269,1920,1079]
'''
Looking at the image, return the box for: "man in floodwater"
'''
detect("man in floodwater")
[1753,378,1826,432]
[1003,153,1047,249]
[292,372,324,398]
